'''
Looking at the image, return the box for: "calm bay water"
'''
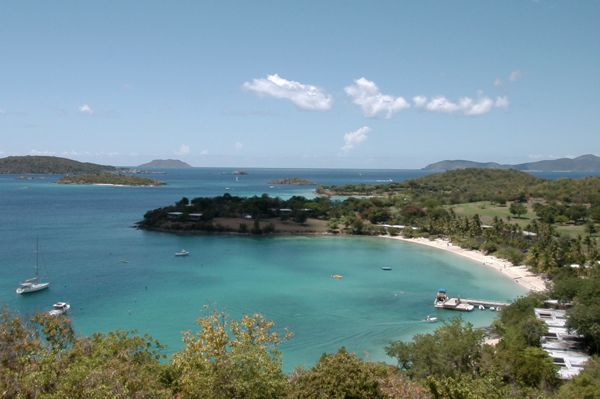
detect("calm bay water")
[1,168,596,369]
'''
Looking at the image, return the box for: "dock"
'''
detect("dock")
[463,298,510,308]
[433,289,510,312]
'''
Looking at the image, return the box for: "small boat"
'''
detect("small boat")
[479,305,485,310]
[48,302,70,317]
[381,266,392,271]
[175,249,190,257]
[425,315,438,323]
[16,238,50,295]
[489,306,495,311]
[331,274,344,280]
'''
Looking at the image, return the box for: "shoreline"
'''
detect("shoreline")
[379,235,547,292]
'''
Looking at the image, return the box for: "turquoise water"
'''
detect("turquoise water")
[1,167,589,370]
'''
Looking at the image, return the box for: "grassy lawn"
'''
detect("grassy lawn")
[450,201,600,240]
[449,201,536,228]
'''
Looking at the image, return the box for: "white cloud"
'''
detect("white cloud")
[200,149,209,156]
[341,126,371,153]
[175,144,191,156]
[493,78,503,87]
[0,108,6,115]
[345,78,410,118]
[243,74,332,111]
[234,141,243,151]
[509,70,522,82]
[495,96,510,109]
[413,95,427,108]
[78,104,93,115]
[413,94,508,116]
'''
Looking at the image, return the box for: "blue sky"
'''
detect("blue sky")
[1,0,599,168]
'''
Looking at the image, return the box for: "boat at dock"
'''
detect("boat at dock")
[434,289,474,311]
[433,289,509,312]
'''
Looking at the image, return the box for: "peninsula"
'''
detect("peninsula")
[58,173,165,186]
[0,155,115,174]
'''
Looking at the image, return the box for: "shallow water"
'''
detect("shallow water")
[3,167,581,369]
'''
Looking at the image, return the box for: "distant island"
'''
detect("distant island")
[58,173,165,187]
[138,159,192,169]
[271,178,315,185]
[0,156,115,174]
[423,154,600,172]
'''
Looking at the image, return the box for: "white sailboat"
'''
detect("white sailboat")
[16,239,50,295]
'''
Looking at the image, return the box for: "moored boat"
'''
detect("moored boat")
[16,238,50,295]
[48,302,70,317]
[175,249,190,256]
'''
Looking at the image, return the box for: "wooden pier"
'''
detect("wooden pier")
[434,290,510,312]
[463,298,510,308]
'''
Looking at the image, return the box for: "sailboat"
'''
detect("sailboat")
[16,239,50,295]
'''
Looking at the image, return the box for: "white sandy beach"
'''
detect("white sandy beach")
[380,235,547,292]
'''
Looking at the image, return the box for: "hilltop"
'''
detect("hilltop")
[138,159,192,168]
[0,156,115,174]
[423,154,600,172]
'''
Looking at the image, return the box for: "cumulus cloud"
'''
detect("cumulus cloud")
[78,104,93,115]
[345,78,410,118]
[341,126,371,153]
[175,144,191,156]
[413,94,508,116]
[243,74,332,111]
[495,96,510,109]
[509,70,522,82]
[493,78,503,87]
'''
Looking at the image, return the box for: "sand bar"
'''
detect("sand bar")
[380,235,547,292]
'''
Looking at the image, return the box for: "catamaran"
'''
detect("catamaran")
[16,239,50,295]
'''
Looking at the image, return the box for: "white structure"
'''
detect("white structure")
[534,307,590,379]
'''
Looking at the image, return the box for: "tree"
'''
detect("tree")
[288,347,385,399]
[558,356,600,399]
[509,202,527,219]
[171,310,290,399]
[386,319,484,379]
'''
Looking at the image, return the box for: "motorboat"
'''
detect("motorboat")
[425,315,438,323]
[175,249,190,257]
[48,302,70,317]
[381,266,392,271]
[479,305,485,310]
[331,274,344,279]
[16,238,50,295]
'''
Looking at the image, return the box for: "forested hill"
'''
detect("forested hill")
[138,159,191,168]
[422,160,510,171]
[0,156,115,174]
[318,168,600,204]
[423,154,600,172]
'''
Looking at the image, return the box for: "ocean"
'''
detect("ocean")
[1,168,596,370]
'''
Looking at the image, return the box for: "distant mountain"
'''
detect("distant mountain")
[514,154,600,172]
[423,154,600,172]
[422,160,510,172]
[138,159,192,168]
[0,156,115,174]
